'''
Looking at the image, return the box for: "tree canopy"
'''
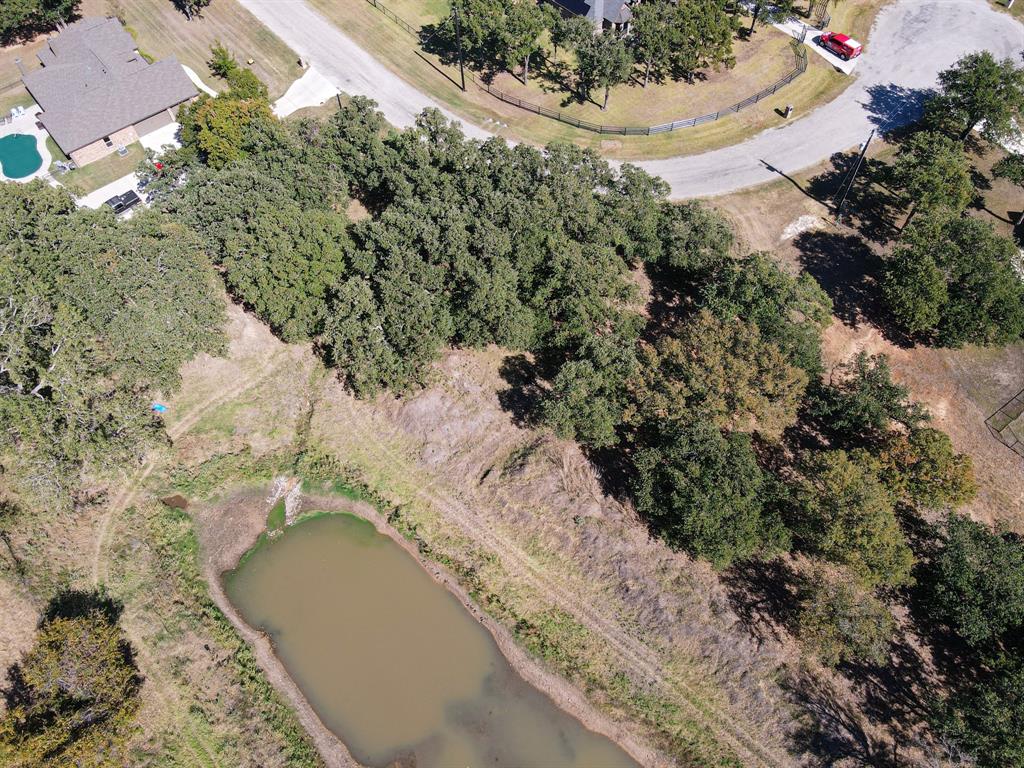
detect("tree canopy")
[0,591,140,767]
[882,211,1024,346]
[632,420,786,568]
[0,0,77,44]
[926,51,1024,143]
[922,514,1024,648]
[0,182,224,505]
[793,450,915,589]
[888,130,975,224]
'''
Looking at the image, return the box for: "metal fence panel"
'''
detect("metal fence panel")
[362,0,811,137]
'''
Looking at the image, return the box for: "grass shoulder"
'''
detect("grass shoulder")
[305,0,885,158]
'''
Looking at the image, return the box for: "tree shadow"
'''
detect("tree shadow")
[1,9,82,45]
[861,83,933,133]
[794,230,878,326]
[793,222,916,348]
[786,669,899,767]
[42,587,124,625]
[495,353,636,502]
[805,151,900,243]
[497,354,546,429]
[721,556,802,644]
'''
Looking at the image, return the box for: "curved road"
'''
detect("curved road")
[239,0,1023,198]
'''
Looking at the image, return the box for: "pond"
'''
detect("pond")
[0,133,43,179]
[225,513,641,768]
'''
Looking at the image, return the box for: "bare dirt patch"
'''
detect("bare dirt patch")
[823,324,1024,529]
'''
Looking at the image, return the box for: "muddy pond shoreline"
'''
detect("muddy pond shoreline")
[194,484,662,768]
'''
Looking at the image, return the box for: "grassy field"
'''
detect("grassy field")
[81,0,302,99]
[486,30,797,129]
[58,141,145,195]
[306,0,884,158]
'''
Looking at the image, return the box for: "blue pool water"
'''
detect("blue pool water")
[0,133,43,179]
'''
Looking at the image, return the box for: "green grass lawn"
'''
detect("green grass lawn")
[58,142,145,196]
[46,136,68,163]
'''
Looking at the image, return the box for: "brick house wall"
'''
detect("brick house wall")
[70,124,139,166]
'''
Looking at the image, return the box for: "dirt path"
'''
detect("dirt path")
[87,347,295,766]
[90,349,292,586]
[324,393,795,768]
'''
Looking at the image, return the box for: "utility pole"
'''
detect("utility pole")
[453,3,466,91]
[834,129,874,225]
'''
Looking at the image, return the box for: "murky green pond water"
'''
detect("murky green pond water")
[225,513,640,768]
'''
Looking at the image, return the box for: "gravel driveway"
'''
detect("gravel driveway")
[238,0,1023,198]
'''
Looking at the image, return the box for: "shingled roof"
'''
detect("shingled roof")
[22,17,197,154]
[546,0,633,26]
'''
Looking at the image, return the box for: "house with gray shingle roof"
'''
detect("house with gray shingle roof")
[544,0,636,32]
[21,17,197,167]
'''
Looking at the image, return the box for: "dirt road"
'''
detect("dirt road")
[236,0,1023,197]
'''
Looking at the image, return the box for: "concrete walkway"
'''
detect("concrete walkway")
[273,66,340,117]
[233,0,1023,198]
[0,105,53,183]
[183,64,219,97]
[773,17,860,75]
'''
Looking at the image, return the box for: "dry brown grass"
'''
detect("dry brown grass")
[305,0,891,159]
[712,141,1024,532]
[0,579,38,714]
[82,0,302,99]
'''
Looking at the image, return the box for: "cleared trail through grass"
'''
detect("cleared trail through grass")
[88,349,294,766]
[326,393,794,768]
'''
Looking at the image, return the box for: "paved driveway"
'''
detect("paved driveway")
[237,0,1023,198]
[237,0,492,140]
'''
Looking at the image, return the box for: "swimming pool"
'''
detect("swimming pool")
[0,133,44,179]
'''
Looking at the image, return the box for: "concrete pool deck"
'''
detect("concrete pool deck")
[0,104,53,183]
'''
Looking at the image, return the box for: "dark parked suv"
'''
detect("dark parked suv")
[104,189,142,215]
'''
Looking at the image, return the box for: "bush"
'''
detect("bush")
[921,514,1024,647]
[0,590,141,766]
[797,568,896,667]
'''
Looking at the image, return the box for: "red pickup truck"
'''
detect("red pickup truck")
[817,31,863,60]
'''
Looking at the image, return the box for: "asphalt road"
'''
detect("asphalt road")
[238,0,1023,198]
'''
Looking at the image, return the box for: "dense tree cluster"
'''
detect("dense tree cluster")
[882,211,1024,345]
[448,0,737,108]
[0,183,224,506]
[870,53,1024,347]
[0,591,141,766]
[917,515,1024,768]
[0,0,78,44]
